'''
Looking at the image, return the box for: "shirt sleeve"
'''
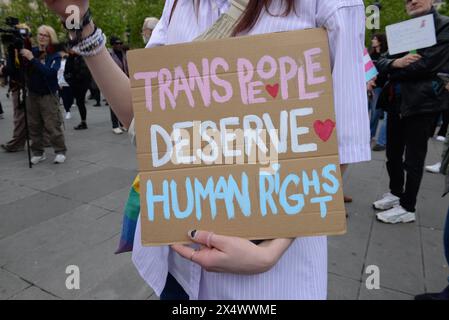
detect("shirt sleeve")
[30,55,61,80]
[319,1,371,164]
[145,0,174,48]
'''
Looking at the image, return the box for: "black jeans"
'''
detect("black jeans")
[90,88,101,105]
[60,86,74,113]
[72,85,89,122]
[160,273,189,300]
[386,112,438,212]
[110,108,122,129]
[437,110,449,137]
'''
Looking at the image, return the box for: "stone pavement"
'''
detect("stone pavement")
[0,87,448,300]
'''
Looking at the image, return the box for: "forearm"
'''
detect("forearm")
[84,47,133,127]
[76,22,133,128]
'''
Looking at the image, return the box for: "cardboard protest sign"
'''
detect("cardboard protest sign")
[386,14,436,55]
[128,28,346,246]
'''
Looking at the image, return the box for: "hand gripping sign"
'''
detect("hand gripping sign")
[128,29,346,245]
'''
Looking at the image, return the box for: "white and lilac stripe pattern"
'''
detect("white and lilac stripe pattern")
[133,0,370,300]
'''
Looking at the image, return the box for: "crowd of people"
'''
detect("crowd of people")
[364,0,449,299]
[0,0,448,301]
[0,18,159,163]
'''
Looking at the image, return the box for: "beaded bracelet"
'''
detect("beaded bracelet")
[71,27,107,57]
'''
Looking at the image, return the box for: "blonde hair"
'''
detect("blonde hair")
[16,23,31,33]
[143,17,159,31]
[38,25,59,45]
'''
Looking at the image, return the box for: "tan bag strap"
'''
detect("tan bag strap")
[195,0,250,41]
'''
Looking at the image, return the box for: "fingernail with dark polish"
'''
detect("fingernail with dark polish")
[189,230,197,238]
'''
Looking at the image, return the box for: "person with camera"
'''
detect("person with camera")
[0,23,31,153]
[20,25,67,164]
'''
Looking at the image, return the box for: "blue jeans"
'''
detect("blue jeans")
[377,114,387,147]
[369,88,382,139]
[160,273,189,300]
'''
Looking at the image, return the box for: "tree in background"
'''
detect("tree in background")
[364,0,449,45]
[440,0,449,15]
[0,0,165,48]
[126,0,165,47]
[364,0,408,42]
[0,0,63,39]
[1,1,447,49]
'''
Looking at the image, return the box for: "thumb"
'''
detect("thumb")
[188,230,227,250]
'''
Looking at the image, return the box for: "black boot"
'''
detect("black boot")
[74,122,88,130]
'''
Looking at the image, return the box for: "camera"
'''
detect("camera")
[0,17,31,50]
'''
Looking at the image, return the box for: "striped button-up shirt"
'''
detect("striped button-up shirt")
[133,0,370,300]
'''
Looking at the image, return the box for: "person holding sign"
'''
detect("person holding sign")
[374,0,449,224]
[44,0,370,300]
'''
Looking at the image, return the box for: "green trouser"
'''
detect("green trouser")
[27,92,67,156]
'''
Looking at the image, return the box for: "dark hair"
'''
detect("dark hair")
[169,0,297,35]
[232,0,297,36]
[370,33,388,55]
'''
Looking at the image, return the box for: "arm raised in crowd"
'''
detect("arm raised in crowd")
[43,0,134,128]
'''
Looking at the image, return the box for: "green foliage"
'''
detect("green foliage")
[440,0,449,16]
[363,0,449,44]
[126,0,165,48]
[0,0,63,40]
[2,0,446,49]
[363,0,409,42]
[0,0,165,48]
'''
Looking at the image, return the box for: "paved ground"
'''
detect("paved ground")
[0,86,448,300]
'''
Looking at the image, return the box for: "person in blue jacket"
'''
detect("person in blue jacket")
[20,25,67,165]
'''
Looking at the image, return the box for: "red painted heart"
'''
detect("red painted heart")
[314,120,336,142]
[266,84,279,98]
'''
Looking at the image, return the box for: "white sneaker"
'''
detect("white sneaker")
[65,112,72,120]
[54,154,66,164]
[436,136,446,142]
[373,192,400,210]
[426,162,441,174]
[376,205,416,224]
[31,154,46,165]
[112,127,123,135]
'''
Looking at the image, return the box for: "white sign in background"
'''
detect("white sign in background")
[386,14,437,55]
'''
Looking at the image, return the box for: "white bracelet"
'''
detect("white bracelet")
[71,27,106,57]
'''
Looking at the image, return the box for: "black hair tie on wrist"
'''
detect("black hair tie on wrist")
[62,8,93,46]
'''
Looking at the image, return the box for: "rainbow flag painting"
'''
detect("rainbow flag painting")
[364,48,378,82]
[116,175,141,254]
